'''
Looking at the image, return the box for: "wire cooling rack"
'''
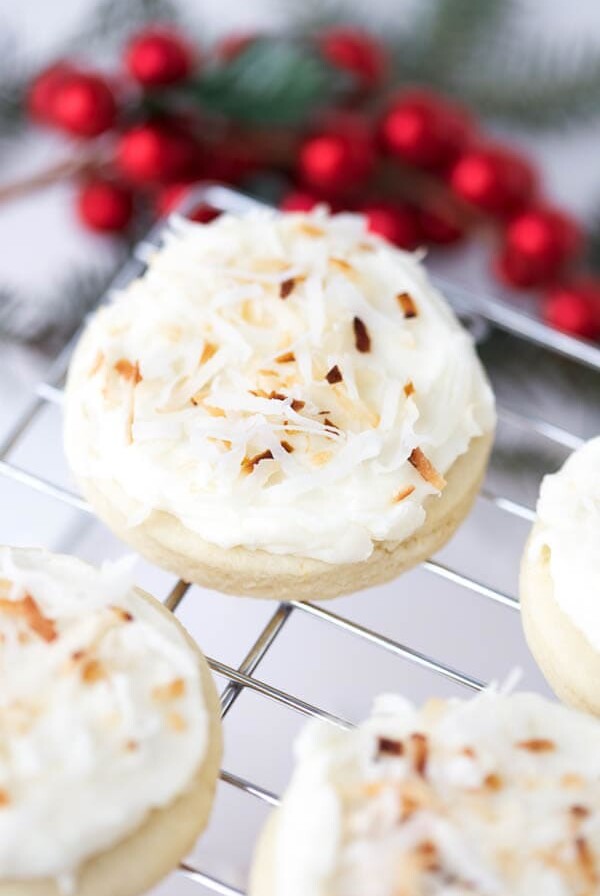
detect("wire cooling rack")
[2,185,599,896]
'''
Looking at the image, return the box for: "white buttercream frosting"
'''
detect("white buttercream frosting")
[65,209,495,564]
[274,690,600,895]
[530,436,600,650]
[0,548,207,881]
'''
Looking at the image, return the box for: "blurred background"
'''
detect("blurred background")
[1,1,600,894]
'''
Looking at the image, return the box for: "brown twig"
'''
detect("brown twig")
[0,152,101,205]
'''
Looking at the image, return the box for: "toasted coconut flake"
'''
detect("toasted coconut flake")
[397,292,418,318]
[325,364,343,384]
[89,351,105,377]
[205,405,227,417]
[562,773,585,788]
[330,257,354,274]
[114,359,142,384]
[575,837,598,885]
[125,740,139,752]
[81,659,106,684]
[153,678,186,702]
[416,840,439,871]
[200,342,218,365]
[404,380,415,397]
[312,450,332,466]
[110,606,133,623]
[299,222,324,237]
[353,316,371,352]
[280,440,294,453]
[242,450,274,474]
[410,732,428,776]
[393,484,415,503]
[408,448,446,491]
[280,278,296,299]
[275,351,296,364]
[167,711,187,732]
[571,805,591,819]
[0,595,58,643]
[377,737,404,757]
[0,790,10,808]
[291,399,305,412]
[516,738,556,753]
[484,773,503,791]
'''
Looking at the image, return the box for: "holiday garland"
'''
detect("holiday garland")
[4,2,600,344]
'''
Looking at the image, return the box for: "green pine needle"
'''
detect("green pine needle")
[185,38,347,126]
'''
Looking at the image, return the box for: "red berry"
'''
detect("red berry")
[156,182,219,222]
[280,190,320,212]
[215,32,258,63]
[298,119,375,194]
[125,28,194,87]
[27,62,76,124]
[418,199,466,245]
[77,179,134,233]
[542,280,600,340]
[449,145,536,216]
[116,123,199,184]
[360,201,421,250]
[317,27,388,89]
[51,72,117,137]
[496,206,582,288]
[379,90,472,171]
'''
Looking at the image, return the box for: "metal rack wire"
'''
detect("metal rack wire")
[1,185,598,896]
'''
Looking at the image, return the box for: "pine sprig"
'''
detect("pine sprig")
[454,37,600,129]
[0,262,122,347]
[71,0,183,50]
[185,38,347,126]
[399,0,516,85]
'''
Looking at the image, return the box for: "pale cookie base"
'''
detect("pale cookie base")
[248,811,280,896]
[520,527,600,716]
[68,431,492,602]
[0,551,223,896]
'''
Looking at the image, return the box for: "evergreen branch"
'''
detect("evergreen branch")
[453,36,600,129]
[0,262,122,347]
[185,38,347,126]
[69,0,183,50]
[0,33,30,140]
[401,0,516,84]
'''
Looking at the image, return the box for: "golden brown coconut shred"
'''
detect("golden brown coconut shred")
[353,316,371,352]
[408,448,446,491]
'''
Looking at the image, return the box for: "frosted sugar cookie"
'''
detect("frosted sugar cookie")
[65,209,495,599]
[0,547,221,896]
[251,689,600,895]
[521,436,600,714]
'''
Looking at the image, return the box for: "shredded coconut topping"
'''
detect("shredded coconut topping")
[274,691,600,896]
[530,436,600,650]
[66,209,495,563]
[0,548,207,882]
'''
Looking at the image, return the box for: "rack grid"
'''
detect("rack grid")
[1,185,598,896]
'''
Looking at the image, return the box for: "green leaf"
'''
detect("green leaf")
[455,40,600,129]
[185,38,347,127]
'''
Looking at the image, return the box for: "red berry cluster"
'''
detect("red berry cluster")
[26,25,600,340]
[293,86,599,339]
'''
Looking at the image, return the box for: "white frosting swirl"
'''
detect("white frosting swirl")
[274,691,600,895]
[531,436,600,650]
[65,209,495,564]
[0,548,207,881]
